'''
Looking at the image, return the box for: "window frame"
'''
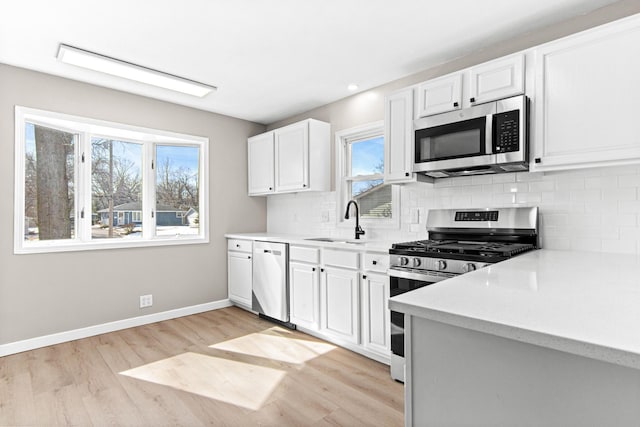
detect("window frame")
[14,106,209,254]
[335,121,399,230]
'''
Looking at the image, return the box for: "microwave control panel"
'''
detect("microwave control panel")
[493,110,520,153]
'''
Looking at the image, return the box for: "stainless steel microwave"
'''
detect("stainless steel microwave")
[413,95,528,178]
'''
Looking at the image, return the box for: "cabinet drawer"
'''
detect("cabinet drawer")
[323,249,359,270]
[363,253,389,273]
[227,239,252,253]
[290,246,320,264]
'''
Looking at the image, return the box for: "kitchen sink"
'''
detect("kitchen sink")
[304,237,365,245]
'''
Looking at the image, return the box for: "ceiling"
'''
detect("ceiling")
[0,0,620,125]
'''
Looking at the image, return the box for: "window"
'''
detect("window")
[336,121,399,228]
[14,106,209,254]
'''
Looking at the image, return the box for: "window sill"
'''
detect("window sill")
[14,235,209,255]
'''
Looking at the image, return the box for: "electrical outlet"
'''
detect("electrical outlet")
[139,294,153,308]
[321,211,330,222]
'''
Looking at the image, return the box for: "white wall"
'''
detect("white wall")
[267,1,640,254]
[0,64,266,345]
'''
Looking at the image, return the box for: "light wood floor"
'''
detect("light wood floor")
[0,306,404,426]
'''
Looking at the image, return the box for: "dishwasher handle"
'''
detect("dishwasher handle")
[263,249,282,256]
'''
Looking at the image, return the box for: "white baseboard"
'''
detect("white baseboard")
[0,299,233,357]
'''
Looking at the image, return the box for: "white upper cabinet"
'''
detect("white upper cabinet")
[384,88,415,183]
[248,118,330,196]
[275,121,309,192]
[415,54,525,119]
[247,132,275,195]
[469,53,524,105]
[416,73,462,117]
[532,15,640,171]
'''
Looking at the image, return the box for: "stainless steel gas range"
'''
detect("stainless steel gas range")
[388,206,539,382]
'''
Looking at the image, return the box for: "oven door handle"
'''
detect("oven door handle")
[387,267,452,282]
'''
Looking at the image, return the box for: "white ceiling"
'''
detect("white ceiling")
[0,0,620,124]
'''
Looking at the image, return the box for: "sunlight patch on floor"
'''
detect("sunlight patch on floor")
[119,352,285,410]
[210,327,337,364]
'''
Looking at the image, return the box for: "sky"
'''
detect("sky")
[351,136,384,176]
[350,135,384,196]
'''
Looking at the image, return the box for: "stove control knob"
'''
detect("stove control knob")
[463,263,477,273]
[399,257,410,266]
[412,258,422,268]
[436,260,447,270]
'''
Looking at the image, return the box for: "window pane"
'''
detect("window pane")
[350,136,384,176]
[156,145,200,236]
[91,139,143,239]
[24,122,76,241]
[351,180,392,218]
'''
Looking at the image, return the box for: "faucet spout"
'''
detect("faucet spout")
[344,200,365,240]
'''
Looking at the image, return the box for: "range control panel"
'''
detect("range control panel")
[493,109,520,153]
[455,210,499,222]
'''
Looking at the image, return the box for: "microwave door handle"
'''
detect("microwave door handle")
[485,113,493,155]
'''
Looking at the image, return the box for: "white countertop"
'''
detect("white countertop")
[225,232,395,252]
[389,249,640,369]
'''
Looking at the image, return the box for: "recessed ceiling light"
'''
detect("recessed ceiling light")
[347,84,359,91]
[56,44,217,98]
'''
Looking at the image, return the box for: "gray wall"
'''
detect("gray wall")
[267,0,640,189]
[0,64,266,344]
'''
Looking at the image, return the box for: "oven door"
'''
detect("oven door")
[414,101,496,173]
[389,268,454,358]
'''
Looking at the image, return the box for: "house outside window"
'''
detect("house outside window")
[14,106,209,254]
[336,121,399,229]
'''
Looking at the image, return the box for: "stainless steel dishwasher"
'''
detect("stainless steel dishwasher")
[252,241,292,326]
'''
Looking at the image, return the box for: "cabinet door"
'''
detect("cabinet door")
[362,273,390,356]
[533,18,640,171]
[416,73,462,118]
[275,121,309,192]
[321,267,360,344]
[290,262,320,330]
[469,54,524,105]
[247,132,275,195]
[228,251,252,308]
[384,88,415,183]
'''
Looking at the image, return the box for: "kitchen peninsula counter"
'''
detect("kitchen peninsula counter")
[389,249,640,426]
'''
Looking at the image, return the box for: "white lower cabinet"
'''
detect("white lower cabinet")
[289,261,320,330]
[229,239,391,364]
[361,272,390,356]
[320,266,360,345]
[227,239,253,308]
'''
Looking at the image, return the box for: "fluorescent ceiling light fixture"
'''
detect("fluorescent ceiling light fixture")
[56,44,216,97]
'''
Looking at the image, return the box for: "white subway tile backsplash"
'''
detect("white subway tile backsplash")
[267,168,640,255]
[602,188,637,201]
[602,239,637,254]
[529,181,555,192]
[515,192,542,204]
[516,171,544,182]
[618,175,640,188]
[570,189,601,202]
[505,183,529,193]
[471,175,493,185]
[492,193,516,205]
[556,177,585,191]
[492,174,516,183]
[585,176,618,189]
[618,200,640,213]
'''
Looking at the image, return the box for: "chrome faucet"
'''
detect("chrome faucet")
[344,200,365,240]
